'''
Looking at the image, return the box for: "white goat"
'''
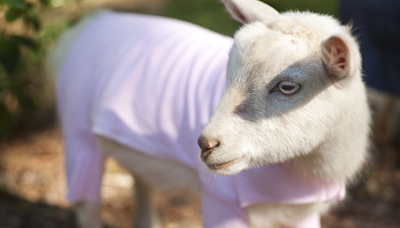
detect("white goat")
[49,0,370,227]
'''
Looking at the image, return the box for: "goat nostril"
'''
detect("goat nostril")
[198,135,220,154]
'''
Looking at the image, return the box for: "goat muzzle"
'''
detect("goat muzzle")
[198,135,220,162]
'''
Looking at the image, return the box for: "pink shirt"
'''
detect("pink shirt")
[57,12,345,228]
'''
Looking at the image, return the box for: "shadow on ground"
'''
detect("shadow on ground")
[0,189,78,228]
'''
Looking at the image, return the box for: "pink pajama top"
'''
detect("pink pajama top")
[56,11,345,228]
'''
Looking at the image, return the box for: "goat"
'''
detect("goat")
[49,0,370,227]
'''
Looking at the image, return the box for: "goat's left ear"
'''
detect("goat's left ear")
[321,34,357,78]
[222,0,280,24]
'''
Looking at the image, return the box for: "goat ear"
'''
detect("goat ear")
[321,34,356,78]
[222,0,280,24]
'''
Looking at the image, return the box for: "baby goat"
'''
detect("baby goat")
[49,0,370,227]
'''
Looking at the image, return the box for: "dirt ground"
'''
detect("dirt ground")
[0,129,203,228]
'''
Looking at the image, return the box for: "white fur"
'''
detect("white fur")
[198,1,370,227]
[50,1,370,228]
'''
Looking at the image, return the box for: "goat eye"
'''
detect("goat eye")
[278,81,300,94]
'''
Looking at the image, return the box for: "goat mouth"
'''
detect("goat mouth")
[207,157,243,170]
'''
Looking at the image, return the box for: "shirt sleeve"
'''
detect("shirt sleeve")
[63,129,105,203]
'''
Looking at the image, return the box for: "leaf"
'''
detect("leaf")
[25,8,41,31]
[11,36,38,50]
[31,17,41,31]
[5,8,23,22]
[16,92,36,112]
[0,39,21,73]
[0,0,26,9]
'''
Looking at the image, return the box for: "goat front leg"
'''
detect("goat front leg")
[73,201,102,228]
[133,176,162,228]
[96,136,163,228]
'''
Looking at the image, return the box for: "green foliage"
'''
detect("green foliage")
[163,0,241,36]
[162,0,338,36]
[0,0,26,9]
[0,39,20,73]
[0,0,50,137]
[0,0,48,71]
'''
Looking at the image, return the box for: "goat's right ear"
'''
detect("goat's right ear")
[222,0,280,24]
[321,34,358,79]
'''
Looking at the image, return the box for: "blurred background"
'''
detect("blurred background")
[0,0,399,227]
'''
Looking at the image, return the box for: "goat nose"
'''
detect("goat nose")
[198,135,220,155]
